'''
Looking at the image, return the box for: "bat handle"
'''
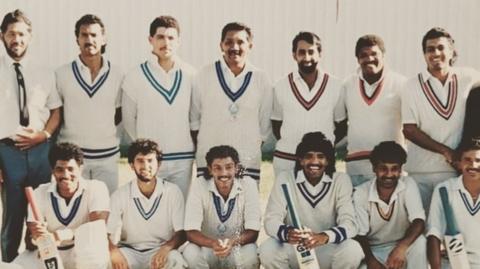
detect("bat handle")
[25,186,42,222]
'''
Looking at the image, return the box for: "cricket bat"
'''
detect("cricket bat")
[25,187,65,269]
[281,183,320,269]
[439,186,470,269]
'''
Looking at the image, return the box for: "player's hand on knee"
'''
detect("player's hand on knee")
[385,243,407,269]
[150,246,170,269]
[110,247,129,269]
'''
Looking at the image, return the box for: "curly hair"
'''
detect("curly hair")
[369,141,407,167]
[49,142,84,168]
[294,132,336,177]
[127,139,162,163]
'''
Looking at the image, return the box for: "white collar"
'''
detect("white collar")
[75,55,109,74]
[207,177,244,202]
[147,53,181,74]
[131,178,164,199]
[219,56,254,78]
[295,171,333,184]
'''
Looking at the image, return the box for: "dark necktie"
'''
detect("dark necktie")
[13,63,29,126]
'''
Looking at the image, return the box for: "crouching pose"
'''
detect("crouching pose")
[107,139,187,269]
[13,143,110,269]
[183,145,261,269]
[427,138,480,269]
[259,132,364,269]
[353,141,427,269]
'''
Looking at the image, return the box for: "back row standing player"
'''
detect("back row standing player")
[336,34,406,187]
[190,22,273,181]
[56,14,123,193]
[122,16,196,198]
[271,32,342,176]
[402,27,480,211]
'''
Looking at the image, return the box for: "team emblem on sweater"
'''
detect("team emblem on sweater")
[418,73,457,120]
[215,61,252,102]
[71,61,111,98]
[288,72,328,111]
[141,61,183,105]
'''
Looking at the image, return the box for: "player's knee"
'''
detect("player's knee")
[237,243,259,269]
[407,235,428,267]
[182,243,204,268]
[166,250,188,269]
[258,238,284,267]
[334,239,364,268]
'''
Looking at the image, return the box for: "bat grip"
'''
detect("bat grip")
[25,186,42,222]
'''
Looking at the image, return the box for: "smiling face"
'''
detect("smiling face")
[300,151,328,182]
[459,149,480,181]
[53,159,82,198]
[357,45,384,78]
[220,30,252,68]
[149,26,179,61]
[1,21,31,61]
[208,157,238,198]
[293,40,320,74]
[76,23,105,57]
[424,37,454,73]
[373,162,402,190]
[130,152,159,183]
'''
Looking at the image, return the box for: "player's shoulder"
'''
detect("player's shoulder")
[341,72,358,86]
[178,61,197,77]
[161,179,183,196]
[353,179,372,199]
[55,61,73,75]
[106,62,124,78]
[84,179,109,193]
[34,182,52,196]
[332,171,352,183]
[238,176,258,190]
[275,170,295,185]
[273,72,293,90]
[111,180,133,199]
[433,176,459,193]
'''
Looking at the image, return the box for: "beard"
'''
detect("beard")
[298,61,317,74]
[4,43,27,60]
[135,170,156,183]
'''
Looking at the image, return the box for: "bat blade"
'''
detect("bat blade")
[25,187,65,269]
[439,187,471,269]
[281,183,320,269]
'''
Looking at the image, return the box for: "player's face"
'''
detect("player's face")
[374,162,402,189]
[300,151,328,182]
[53,159,82,197]
[149,27,179,61]
[131,152,159,183]
[459,150,480,181]
[293,40,320,74]
[357,45,384,77]
[76,23,106,57]
[424,37,454,72]
[1,21,31,61]
[220,30,252,67]
[209,157,238,197]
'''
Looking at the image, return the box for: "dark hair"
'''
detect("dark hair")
[1,9,32,33]
[422,27,457,65]
[127,139,162,163]
[369,141,407,167]
[205,145,240,167]
[355,34,385,57]
[221,22,252,42]
[149,15,180,37]
[205,145,241,179]
[49,143,84,168]
[294,132,335,177]
[74,14,106,54]
[292,32,321,53]
[456,137,480,160]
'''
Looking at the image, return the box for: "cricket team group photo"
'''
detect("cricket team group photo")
[0,1,480,269]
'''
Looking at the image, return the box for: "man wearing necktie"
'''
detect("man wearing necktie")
[0,10,62,262]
